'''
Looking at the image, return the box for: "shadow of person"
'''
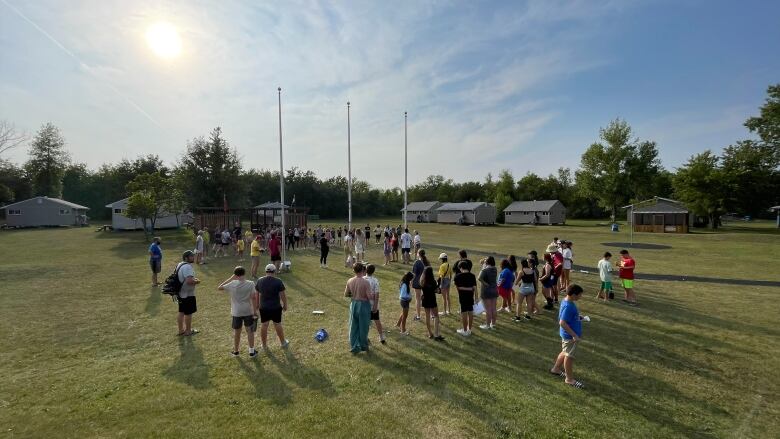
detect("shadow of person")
[162,336,211,389]
[145,285,162,316]
[266,349,336,398]
[236,356,293,405]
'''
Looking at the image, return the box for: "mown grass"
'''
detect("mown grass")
[0,220,778,438]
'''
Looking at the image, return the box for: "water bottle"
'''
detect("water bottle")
[315,328,329,342]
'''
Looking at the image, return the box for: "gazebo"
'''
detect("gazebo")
[623,197,691,233]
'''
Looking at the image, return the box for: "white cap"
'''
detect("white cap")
[439,253,448,259]
[265,264,277,273]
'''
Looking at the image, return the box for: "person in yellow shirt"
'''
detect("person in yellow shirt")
[438,253,452,315]
[236,237,245,260]
[244,229,253,250]
[250,235,263,278]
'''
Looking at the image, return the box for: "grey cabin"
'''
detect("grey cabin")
[436,202,496,225]
[401,201,442,223]
[2,196,89,227]
[503,200,566,225]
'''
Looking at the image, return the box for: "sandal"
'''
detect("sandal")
[565,380,585,389]
[549,369,566,378]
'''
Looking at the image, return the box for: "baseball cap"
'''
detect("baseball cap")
[182,250,195,260]
[439,252,448,259]
[265,264,277,273]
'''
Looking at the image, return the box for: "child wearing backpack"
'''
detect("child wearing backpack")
[217,266,258,357]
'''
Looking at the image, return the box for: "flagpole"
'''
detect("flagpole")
[403,111,408,230]
[347,101,352,231]
[278,87,286,267]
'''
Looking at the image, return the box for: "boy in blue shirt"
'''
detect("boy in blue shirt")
[148,237,162,286]
[550,284,585,389]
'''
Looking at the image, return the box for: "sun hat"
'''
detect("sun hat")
[439,252,448,259]
[265,264,277,273]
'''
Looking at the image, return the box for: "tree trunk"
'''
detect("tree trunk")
[141,218,149,241]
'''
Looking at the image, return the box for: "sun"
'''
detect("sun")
[145,22,181,59]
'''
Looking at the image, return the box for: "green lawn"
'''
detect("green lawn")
[0,220,778,438]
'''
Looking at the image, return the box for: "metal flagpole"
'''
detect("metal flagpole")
[278,87,286,267]
[403,111,408,230]
[347,101,352,231]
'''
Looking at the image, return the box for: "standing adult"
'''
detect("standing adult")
[400,229,412,264]
[374,224,382,244]
[547,243,564,304]
[268,233,282,270]
[382,233,392,266]
[420,266,444,340]
[177,250,200,336]
[390,232,399,262]
[618,249,637,305]
[254,264,289,349]
[412,249,430,321]
[478,256,498,329]
[539,253,556,310]
[217,266,258,357]
[344,262,372,353]
[437,253,452,315]
[149,237,162,286]
[452,250,473,274]
[319,233,330,268]
[250,235,263,278]
[514,259,536,321]
[453,261,477,336]
[413,230,422,252]
[195,231,205,265]
[354,229,366,263]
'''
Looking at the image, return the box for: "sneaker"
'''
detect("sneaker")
[465,330,472,336]
[249,350,258,358]
[280,340,290,348]
[380,339,386,344]
[400,331,410,336]
[479,324,490,330]
[230,351,239,357]
[439,311,446,316]
[513,316,523,322]
[524,313,532,320]
[414,315,421,321]
[434,335,445,341]
[456,329,466,336]
[489,324,496,330]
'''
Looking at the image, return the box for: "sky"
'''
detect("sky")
[1,0,778,188]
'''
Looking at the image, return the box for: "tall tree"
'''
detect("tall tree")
[673,151,730,229]
[576,119,664,220]
[25,123,70,198]
[125,191,157,240]
[0,159,32,203]
[745,83,780,149]
[721,140,779,216]
[494,169,515,223]
[175,127,243,209]
[0,120,28,157]
[126,172,170,232]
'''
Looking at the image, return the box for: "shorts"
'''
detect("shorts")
[370,310,380,321]
[481,288,498,300]
[401,248,411,254]
[252,255,260,263]
[561,338,577,358]
[520,283,535,296]
[375,234,381,240]
[259,308,282,323]
[497,286,512,300]
[621,279,634,289]
[271,254,281,262]
[221,242,230,246]
[458,291,474,313]
[150,259,161,273]
[422,294,438,309]
[178,296,197,315]
[355,245,364,253]
[232,315,257,331]
[400,298,411,309]
[440,278,451,289]
[601,281,613,291]
[542,276,556,289]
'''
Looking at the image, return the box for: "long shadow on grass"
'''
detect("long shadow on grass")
[266,349,336,397]
[237,357,293,406]
[163,336,211,389]
[145,285,161,316]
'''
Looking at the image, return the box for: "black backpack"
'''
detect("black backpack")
[162,262,186,297]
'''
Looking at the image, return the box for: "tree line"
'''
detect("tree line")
[1,84,777,229]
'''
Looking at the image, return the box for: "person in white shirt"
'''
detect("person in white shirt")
[400,229,412,264]
[354,229,366,263]
[365,264,386,344]
[561,241,573,291]
[195,231,205,265]
[413,231,422,252]
[217,266,259,357]
[177,251,200,336]
[597,252,614,302]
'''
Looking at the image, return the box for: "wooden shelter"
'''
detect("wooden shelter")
[623,197,691,233]
[194,204,309,233]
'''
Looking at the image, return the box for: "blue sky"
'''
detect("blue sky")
[1,0,778,187]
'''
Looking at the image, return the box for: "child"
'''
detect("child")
[395,272,414,335]
[618,249,637,305]
[365,264,386,344]
[597,252,614,301]
[217,266,258,357]
[453,260,476,335]
[549,284,585,389]
[236,236,245,260]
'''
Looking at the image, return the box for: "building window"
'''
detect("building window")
[59,209,70,215]
[114,208,124,214]
[8,209,22,215]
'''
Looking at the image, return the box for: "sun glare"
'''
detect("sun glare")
[145,22,181,59]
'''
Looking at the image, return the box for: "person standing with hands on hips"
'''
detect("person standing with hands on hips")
[254,264,289,349]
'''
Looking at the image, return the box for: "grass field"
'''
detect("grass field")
[1,219,778,438]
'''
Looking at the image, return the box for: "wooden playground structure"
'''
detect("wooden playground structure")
[194,206,309,232]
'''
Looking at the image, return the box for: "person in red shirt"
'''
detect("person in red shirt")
[546,244,564,304]
[618,249,637,305]
[268,233,282,271]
